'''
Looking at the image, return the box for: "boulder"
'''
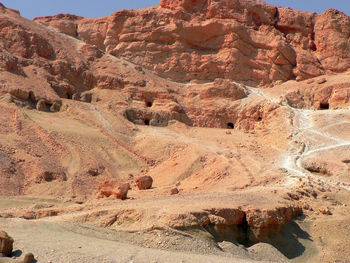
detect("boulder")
[135,176,153,190]
[98,180,129,200]
[0,231,13,257]
[170,188,179,195]
[23,253,35,263]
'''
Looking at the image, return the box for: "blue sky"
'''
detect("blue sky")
[1,0,349,19]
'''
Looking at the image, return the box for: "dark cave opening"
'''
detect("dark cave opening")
[320,102,330,110]
[145,100,153,107]
[227,123,235,129]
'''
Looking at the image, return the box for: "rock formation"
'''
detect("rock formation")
[23,253,35,263]
[98,180,130,200]
[136,176,153,190]
[35,0,350,85]
[0,231,13,257]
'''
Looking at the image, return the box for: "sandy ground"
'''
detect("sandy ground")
[0,217,273,263]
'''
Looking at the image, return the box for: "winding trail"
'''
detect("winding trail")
[284,108,350,191]
[250,87,350,191]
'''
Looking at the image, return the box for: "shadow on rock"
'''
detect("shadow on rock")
[267,221,312,259]
[10,250,22,257]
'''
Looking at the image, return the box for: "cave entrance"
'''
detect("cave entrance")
[227,123,235,129]
[46,103,53,112]
[144,119,150,126]
[66,87,74,100]
[145,100,153,107]
[320,102,330,110]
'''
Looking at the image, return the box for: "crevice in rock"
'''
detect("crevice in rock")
[273,7,280,27]
[310,31,317,51]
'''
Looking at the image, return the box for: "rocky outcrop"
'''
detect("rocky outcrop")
[35,0,350,85]
[245,206,302,243]
[314,9,350,73]
[163,205,302,244]
[278,74,350,110]
[34,14,83,37]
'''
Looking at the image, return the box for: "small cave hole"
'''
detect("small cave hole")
[88,168,100,177]
[145,101,153,107]
[43,172,54,182]
[144,119,150,126]
[320,102,330,110]
[67,93,73,100]
[227,123,235,129]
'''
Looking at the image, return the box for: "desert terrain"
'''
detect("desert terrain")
[0,0,350,262]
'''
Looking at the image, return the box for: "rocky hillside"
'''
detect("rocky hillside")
[0,1,350,262]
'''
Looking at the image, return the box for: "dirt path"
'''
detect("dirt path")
[283,109,350,191]
[249,87,350,191]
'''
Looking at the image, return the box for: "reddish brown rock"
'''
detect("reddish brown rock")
[314,9,350,73]
[34,1,350,85]
[23,252,35,263]
[98,180,130,200]
[170,188,179,195]
[319,207,332,215]
[245,206,303,242]
[34,14,82,37]
[278,74,350,110]
[136,176,153,190]
[0,231,14,256]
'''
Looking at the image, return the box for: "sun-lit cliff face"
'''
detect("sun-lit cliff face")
[0,1,350,262]
[34,0,350,86]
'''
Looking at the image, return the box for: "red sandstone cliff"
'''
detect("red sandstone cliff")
[34,0,350,85]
